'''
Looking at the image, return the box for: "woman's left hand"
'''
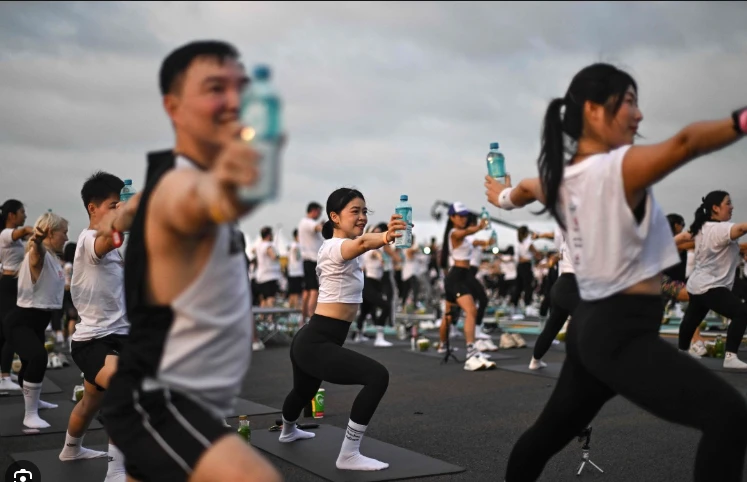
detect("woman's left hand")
[485,174,511,208]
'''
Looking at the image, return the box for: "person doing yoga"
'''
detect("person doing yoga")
[279,187,407,471]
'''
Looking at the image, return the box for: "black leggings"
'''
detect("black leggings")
[679,286,747,353]
[400,276,420,305]
[3,307,51,385]
[0,276,18,374]
[466,268,488,326]
[511,262,534,307]
[539,265,559,317]
[357,277,390,329]
[506,294,747,482]
[282,314,389,425]
[533,274,578,360]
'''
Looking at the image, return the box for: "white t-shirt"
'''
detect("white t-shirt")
[363,249,384,281]
[71,229,130,341]
[501,255,517,280]
[287,241,304,278]
[255,240,281,283]
[17,250,64,310]
[316,238,364,303]
[560,145,679,300]
[554,226,575,275]
[687,222,740,295]
[298,217,323,262]
[516,237,533,262]
[0,228,25,272]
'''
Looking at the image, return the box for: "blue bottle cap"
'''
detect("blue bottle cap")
[490,142,499,149]
[400,195,408,201]
[253,65,271,81]
[123,179,132,185]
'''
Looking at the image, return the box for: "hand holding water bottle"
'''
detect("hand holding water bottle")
[385,214,410,244]
[484,173,512,209]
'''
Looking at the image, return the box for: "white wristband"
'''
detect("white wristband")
[498,187,516,210]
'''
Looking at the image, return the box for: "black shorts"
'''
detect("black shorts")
[258,280,279,299]
[303,260,319,291]
[444,267,472,303]
[287,276,303,295]
[71,334,127,390]
[102,374,231,482]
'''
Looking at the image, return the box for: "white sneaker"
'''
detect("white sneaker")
[525,306,540,317]
[511,313,526,321]
[690,341,707,357]
[724,352,747,369]
[529,358,547,370]
[374,338,393,348]
[0,377,21,391]
[437,345,459,354]
[511,333,527,348]
[476,339,498,352]
[475,330,492,340]
[252,341,265,351]
[681,348,701,359]
[463,353,497,371]
[499,333,517,349]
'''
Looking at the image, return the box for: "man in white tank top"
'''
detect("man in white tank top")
[100,41,281,482]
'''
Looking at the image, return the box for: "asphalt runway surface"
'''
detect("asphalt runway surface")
[2,332,747,481]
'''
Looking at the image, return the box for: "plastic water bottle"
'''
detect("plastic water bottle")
[238,65,283,204]
[486,142,506,183]
[394,195,412,249]
[120,179,135,202]
[480,207,491,229]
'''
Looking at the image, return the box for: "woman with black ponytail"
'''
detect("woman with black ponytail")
[438,202,496,371]
[485,62,747,481]
[279,188,406,472]
[0,199,33,391]
[676,191,747,367]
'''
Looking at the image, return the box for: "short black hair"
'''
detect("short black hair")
[260,226,273,239]
[293,228,298,238]
[307,202,322,214]
[81,171,124,215]
[159,40,240,96]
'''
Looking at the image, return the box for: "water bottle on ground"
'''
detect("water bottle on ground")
[486,142,506,183]
[394,195,412,249]
[237,415,251,443]
[239,65,283,204]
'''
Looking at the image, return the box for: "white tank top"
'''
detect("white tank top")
[449,229,472,262]
[467,235,483,267]
[560,145,679,300]
[17,250,64,310]
[316,238,364,303]
[363,249,383,280]
[686,222,740,295]
[255,240,281,283]
[0,228,25,272]
[287,242,304,277]
[554,226,575,275]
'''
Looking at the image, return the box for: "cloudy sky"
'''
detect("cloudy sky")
[1,1,746,247]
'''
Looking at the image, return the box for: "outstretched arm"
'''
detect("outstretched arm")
[485,174,546,211]
[340,214,409,261]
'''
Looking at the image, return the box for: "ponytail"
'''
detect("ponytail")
[440,218,454,270]
[689,190,729,237]
[537,97,567,230]
[321,220,334,240]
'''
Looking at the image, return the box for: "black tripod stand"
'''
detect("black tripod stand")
[576,426,603,476]
[441,305,462,364]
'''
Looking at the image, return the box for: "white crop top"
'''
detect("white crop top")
[560,145,679,301]
[0,228,25,272]
[449,229,472,262]
[554,226,575,275]
[17,250,64,310]
[686,222,740,295]
[363,249,384,281]
[316,238,364,303]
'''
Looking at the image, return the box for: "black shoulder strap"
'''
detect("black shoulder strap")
[123,149,176,313]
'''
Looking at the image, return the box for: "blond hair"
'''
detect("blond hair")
[26,212,68,254]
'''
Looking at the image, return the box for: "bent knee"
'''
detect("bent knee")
[366,362,389,391]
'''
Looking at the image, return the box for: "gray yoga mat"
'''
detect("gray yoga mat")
[252,423,465,481]
[0,377,62,397]
[496,362,564,380]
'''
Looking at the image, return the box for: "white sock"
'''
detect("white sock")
[22,381,50,429]
[278,416,316,443]
[336,420,389,471]
[38,399,58,410]
[104,444,127,482]
[59,432,107,460]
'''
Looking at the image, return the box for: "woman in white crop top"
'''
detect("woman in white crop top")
[676,191,747,366]
[3,212,68,430]
[280,188,406,472]
[438,202,496,371]
[0,199,35,389]
[485,63,747,481]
